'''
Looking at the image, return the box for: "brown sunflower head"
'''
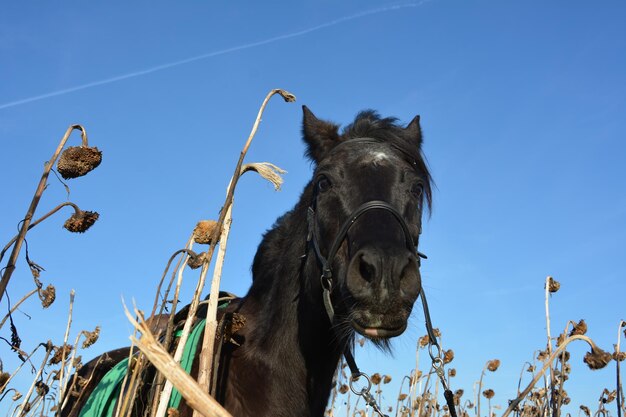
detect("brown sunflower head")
[39,284,56,308]
[583,346,612,370]
[49,344,72,365]
[193,220,219,244]
[0,372,10,390]
[443,349,455,364]
[187,252,207,269]
[64,210,99,233]
[547,276,560,293]
[81,326,101,348]
[569,319,587,336]
[57,146,102,179]
[486,359,501,372]
[482,389,495,399]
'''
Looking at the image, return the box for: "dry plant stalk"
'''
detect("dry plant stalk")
[617,320,626,417]
[0,124,93,302]
[124,304,233,417]
[197,162,285,396]
[149,89,294,417]
[56,290,75,406]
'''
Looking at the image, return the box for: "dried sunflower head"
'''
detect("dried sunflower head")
[0,372,9,390]
[39,284,56,308]
[580,405,591,417]
[370,373,382,385]
[193,220,219,244]
[82,326,100,348]
[613,350,626,362]
[49,344,72,365]
[35,381,49,396]
[448,368,457,377]
[443,349,454,364]
[584,346,612,370]
[547,276,560,293]
[383,375,392,384]
[187,251,207,269]
[486,359,500,372]
[339,384,349,394]
[64,210,99,233]
[558,351,571,363]
[537,350,548,361]
[482,389,495,399]
[570,319,587,336]
[57,146,102,179]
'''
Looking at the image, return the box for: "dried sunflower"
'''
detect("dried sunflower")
[57,146,102,179]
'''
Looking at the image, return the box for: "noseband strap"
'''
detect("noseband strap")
[307,200,425,284]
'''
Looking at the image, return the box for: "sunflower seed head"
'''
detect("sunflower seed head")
[487,359,501,372]
[40,284,56,308]
[193,220,219,244]
[187,252,207,269]
[547,276,560,293]
[482,389,495,399]
[64,210,99,233]
[570,319,587,336]
[57,146,102,179]
[82,326,100,348]
[584,346,612,370]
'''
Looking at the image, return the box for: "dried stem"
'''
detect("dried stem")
[57,290,75,406]
[187,89,294,416]
[0,289,38,330]
[0,125,87,302]
[617,320,625,417]
[16,341,53,416]
[153,246,194,417]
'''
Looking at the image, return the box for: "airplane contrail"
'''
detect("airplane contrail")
[0,1,430,110]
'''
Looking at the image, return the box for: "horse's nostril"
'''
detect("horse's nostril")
[358,254,377,283]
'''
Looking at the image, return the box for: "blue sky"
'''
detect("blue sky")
[1,1,625,414]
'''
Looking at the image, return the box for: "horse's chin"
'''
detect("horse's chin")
[351,320,407,339]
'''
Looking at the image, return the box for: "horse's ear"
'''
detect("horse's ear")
[302,105,340,163]
[405,115,423,146]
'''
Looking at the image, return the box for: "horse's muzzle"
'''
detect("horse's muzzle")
[345,247,421,339]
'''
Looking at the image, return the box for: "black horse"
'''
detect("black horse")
[64,106,433,417]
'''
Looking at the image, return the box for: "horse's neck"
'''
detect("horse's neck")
[239,205,344,415]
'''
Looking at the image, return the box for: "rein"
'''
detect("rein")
[306,195,457,417]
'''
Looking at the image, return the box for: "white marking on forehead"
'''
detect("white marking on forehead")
[372,151,390,161]
[361,150,392,166]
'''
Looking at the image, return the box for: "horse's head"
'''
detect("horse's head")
[303,106,432,342]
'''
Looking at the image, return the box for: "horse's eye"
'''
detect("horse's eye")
[410,182,424,198]
[317,176,332,193]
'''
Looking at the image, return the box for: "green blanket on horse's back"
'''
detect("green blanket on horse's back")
[78,318,207,417]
